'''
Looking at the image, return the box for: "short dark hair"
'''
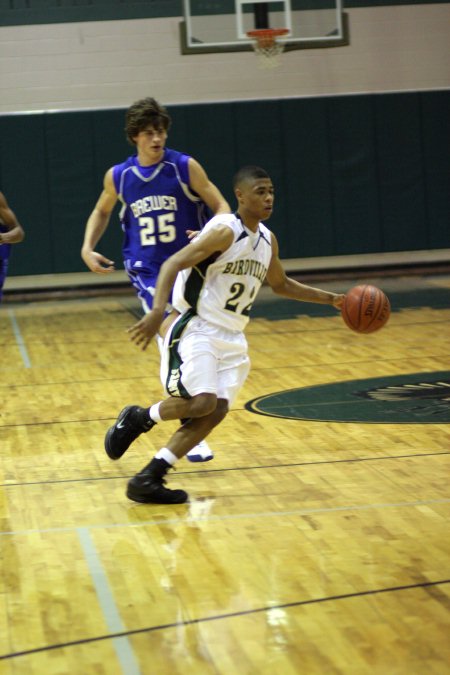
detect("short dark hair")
[125,97,171,145]
[232,165,270,189]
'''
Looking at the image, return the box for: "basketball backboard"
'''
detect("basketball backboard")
[180,0,348,54]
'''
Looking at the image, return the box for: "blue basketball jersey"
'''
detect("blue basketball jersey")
[0,223,11,260]
[112,148,208,277]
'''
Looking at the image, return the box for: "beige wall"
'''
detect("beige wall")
[0,4,449,113]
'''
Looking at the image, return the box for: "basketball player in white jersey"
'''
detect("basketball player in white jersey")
[104,165,345,504]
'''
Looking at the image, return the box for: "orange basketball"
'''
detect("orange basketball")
[341,284,390,333]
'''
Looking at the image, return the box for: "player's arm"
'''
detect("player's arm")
[266,233,344,309]
[188,158,231,215]
[0,192,25,244]
[81,168,118,274]
[128,224,234,349]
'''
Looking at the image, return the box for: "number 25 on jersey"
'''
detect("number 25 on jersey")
[139,214,176,246]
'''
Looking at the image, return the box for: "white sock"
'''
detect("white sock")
[149,402,163,423]
[155,447,178,465]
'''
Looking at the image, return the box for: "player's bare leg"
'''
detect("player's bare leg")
[126,398,228,504]
[105,395,227,503]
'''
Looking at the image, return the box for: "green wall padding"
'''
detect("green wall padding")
[420,91,450,248]
[281,98,335,258]
[374,92,428,251]
[45,111,98,273]
[1,0,449,27]
[0,114,53,276]
[326,95,382,255]
[0,0,181,27]
[2,89,449,278]
[174,102,237,206]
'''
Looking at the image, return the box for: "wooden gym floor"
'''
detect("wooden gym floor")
[0,271,449,674]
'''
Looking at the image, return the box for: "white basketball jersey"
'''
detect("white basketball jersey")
[172,213,273,331]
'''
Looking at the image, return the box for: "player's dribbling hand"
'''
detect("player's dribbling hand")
[127,310,164,350]
[332,294,345,310]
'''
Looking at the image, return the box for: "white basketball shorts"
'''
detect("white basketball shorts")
[160,311,250,406]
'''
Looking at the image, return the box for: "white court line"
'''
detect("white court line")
[8,309,31,368]
[1,497,449,538]
[77,528,141,675]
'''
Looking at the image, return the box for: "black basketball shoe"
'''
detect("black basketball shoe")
[126,458,188,504]
[104,405,155,460]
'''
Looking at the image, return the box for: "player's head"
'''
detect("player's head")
[233,166,274,221]
[125,97,171,146]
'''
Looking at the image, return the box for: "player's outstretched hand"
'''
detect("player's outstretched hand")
[127,310,164,351]
[82,250,115,274]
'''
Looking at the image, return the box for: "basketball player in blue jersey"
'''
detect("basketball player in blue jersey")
[0,191,25,303]
[82,97,230,463]
[104,165,345,504]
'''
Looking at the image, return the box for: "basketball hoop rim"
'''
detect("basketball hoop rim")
[246,28,290,41]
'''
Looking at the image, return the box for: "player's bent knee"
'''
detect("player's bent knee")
[189,393,217,418]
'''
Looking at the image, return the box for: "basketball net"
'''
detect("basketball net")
[246,28,289,69]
